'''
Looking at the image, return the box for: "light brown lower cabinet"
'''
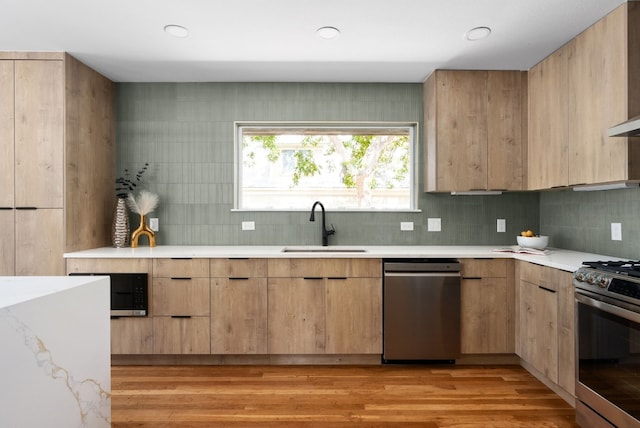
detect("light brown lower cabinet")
[326,277,382,354]
[460,258,513,354]
[211,277,268,354]
[267,258,382,356]
[152,259,210,354]
[268,277,326,354]
[516,261,574,396]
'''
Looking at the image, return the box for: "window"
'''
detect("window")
[235,122,417,211]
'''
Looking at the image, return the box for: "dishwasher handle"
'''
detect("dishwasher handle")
[384,271,460,277]
[383,261,460,273]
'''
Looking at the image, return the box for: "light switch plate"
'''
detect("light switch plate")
[400,221,414,231]
[149,217,159,231]
[497,219,506,233]
[427,218,441,232]
[242,221,255,231]
[611,222,622,241]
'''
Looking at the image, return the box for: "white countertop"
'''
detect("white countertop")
[64,245,621,272]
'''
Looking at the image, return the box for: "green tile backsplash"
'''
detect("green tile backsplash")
[116,82,539,246]
[540,188,640,259]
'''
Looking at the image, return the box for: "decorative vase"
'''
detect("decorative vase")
[112,197,130,248]
[131,214,156,248]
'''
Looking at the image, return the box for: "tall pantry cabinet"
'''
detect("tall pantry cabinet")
[0,52,115,275]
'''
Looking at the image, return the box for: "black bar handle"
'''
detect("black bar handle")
[539,285,556,294]
[170,277,192,280]
[15,207,37,210]
[327,277,347,280]
[303,277,323,280]
[229,277,250,280]
[171,315,192,319]
[0,207,13,210]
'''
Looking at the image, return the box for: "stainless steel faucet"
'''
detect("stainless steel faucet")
[309,201,335,246]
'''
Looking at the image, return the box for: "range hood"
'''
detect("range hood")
[608,116,640,137]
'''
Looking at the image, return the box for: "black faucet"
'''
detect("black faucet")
[309,201,335,246]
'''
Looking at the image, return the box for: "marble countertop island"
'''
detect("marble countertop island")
[0,276,111,428]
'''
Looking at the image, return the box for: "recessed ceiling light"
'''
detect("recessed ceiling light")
[164,24,189,38]
[465,26,491,41]
[316,26,340,39]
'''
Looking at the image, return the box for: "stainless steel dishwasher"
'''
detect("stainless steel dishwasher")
[382,259,461,363]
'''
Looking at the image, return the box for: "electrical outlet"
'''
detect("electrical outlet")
[427,218,441,232]
[149,218,159,231]
[611,222,622,241]
[242,221,255,231]
[497,219,506,233]
[400,221,414,231]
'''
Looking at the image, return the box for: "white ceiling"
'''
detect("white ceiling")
[0,0,625,83]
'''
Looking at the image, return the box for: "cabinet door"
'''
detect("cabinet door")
[528,43,572,190]
[153,316,210,354]
[434,70,488,191]
[15,208,63,275]
[0,209,15,275]
[211,277,268,354]
[268,277,325,354]
[111,318,153,355]
[487,71,524,191]
[518,279,558,383]
[569,6,629,185]
[325,277,382,354]
[14,60,64,208]
[0,60,14,208]
[461,277,508,353]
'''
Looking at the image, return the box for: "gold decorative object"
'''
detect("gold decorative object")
[131,214,156,248]
[127,190,159,248]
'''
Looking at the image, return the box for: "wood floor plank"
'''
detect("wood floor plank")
[111,364,578,427]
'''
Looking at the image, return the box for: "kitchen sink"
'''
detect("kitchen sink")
[281,246,367,253]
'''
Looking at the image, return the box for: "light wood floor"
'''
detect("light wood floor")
[111,364,579,427]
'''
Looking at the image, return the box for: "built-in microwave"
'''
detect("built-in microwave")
[69,272,148,317]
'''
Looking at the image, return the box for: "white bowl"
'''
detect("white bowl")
[517,235,549,249]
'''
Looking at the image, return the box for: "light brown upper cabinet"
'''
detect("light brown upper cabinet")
[528,2,640,189]
[0,53,114,275]
[424,70,526,192]
[527,42,572,190]
[568,2,640,185]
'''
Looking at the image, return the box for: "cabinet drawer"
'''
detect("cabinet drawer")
[519,261,558,292]
[210,258,267,278]
[268,258,381,278]
[153,316,210,354]
[153,258,209,278]
[153,277,210,316]
[461,258,507,278]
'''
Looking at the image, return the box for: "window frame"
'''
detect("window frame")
[233,121,420,212]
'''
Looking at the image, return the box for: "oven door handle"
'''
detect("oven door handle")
[576,292,640,324]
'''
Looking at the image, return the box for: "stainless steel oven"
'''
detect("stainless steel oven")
[574,262,640,428]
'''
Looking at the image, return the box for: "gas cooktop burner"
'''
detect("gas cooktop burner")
[583,260,640,278]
